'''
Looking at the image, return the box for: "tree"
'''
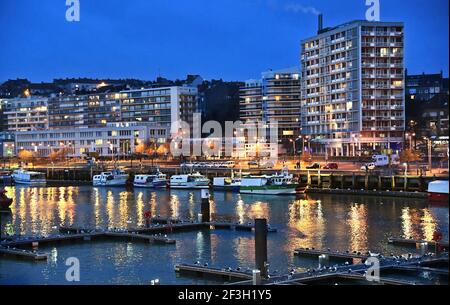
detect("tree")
[399,149,421,163]
[18,150,34,162]
[300,151,312,163]
[49,148,69,162]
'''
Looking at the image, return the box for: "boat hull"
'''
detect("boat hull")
[93,178,128,187]
[13,179,46,186]
[240,184,299,195]
[133,181,167,188]
[428,192,449,202]
[213,185,240,192]
[169,183,209,189]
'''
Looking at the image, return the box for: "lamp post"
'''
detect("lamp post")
[423,137,432,174]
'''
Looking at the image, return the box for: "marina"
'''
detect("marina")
[0,184,448,285]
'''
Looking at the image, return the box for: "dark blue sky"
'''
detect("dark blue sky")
[0,0,448,82]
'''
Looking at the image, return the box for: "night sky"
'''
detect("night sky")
[0,0,448,82]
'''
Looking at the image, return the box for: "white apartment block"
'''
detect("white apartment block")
[15,122,169,158]
[240,67,301,139]
[300,20,405,157]
[1,97,49,132]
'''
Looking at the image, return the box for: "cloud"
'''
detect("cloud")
[284,3,321,16]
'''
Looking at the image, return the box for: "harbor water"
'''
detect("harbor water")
[0,185,448,285]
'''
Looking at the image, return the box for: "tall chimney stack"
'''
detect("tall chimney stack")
[318,14,323,34]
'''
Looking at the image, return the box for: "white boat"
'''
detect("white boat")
[12,169,46,186]
[239,168,298,195]
[134,171,167,188]
[213,170,241,192]
[169,172,210,189]
[93,169,129,186]
[427,180,449,202]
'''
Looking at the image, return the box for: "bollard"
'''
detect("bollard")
[255,218,268,278]
[197,213,203,223]
[319,254,329,268]
[418,242,428,256]
[201,189,210,223]
[252,269,261,285]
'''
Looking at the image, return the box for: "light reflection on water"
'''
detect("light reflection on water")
[0,185,448,285]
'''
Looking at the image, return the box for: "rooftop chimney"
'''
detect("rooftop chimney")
[318,14,323,34]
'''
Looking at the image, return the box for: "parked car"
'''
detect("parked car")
[323,162,339,170]
[260,160,275,169]
[306,163,321,169]
[361,163,376,171]
[248,160,259,167]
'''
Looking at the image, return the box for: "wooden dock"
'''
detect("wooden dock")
[388,237,449,250]
[1,231,175,249]
[229,255,448,285]
[60,221,277,236]
[0,232,104,247]
[174,263,253,281]
[0,247,48,261]
[294,248,369,261]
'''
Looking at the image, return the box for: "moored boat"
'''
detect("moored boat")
[240,168,298,195]
[169,172,210,189]
[0,171,12,184]
[134,170,167,188]
[11,169,46,186]
[427,180,449,202]
[93,169,129,186]
[213,170,241,192]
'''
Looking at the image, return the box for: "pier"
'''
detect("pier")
[294,248,369,261]
[388,237,449,250]
[174,263,253,281]
[24,167,447,198]
[0,246,48,261]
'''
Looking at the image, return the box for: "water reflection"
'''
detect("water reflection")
[0,186,448,285]
[2,186,448,250]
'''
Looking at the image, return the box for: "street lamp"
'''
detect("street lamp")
[423,137,432,174]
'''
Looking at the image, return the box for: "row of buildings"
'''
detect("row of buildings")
[239,18,448,157]
[1,18,448,160]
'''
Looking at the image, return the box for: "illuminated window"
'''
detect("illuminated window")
[283,130,294,136]
[380,48,388,57]
[95,139,103,145]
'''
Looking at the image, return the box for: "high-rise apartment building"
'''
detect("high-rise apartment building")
[300,20,405,156]
[240,67,301,142]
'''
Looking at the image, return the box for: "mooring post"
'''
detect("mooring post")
[255,218,268,278]
[319,254,329,268]
[340,174,344,189]
[391,176,396,190]
[201,189,210,223]
[352,173,356,189]
[252,269,261,285]
[418,242,428,256]
[365,174,369,190]
[378,176,382,190]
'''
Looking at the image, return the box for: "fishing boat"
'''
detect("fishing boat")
[11,169,46,186]
[427,180,449,202]
[0,189,12,209]
[169,172,210,189]
[213,170,241,192]
[0,171,12,184]
[133,170,167,188]
[239,168,299,195]
[93,169,129,186]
